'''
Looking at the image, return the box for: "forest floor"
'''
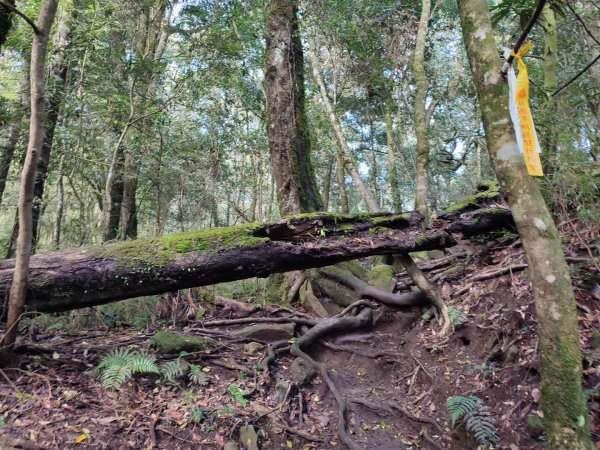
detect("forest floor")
[0,226,598,450]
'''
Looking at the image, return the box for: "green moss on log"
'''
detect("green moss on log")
[150,331,209,354]
[100,224,268,267]
[445,181,500,213]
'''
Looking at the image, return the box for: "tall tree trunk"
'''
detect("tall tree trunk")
[306,39,381,213]
[384,103,402,211]
[335,147,349,213]
[5,7,72,257]
[413,0,431,225]
[118,151,138,240]
[51,153,65,249]
[577,2,600,159]
[265,0,322,216]
[0,0,59,366]
[540,4,558,170]
[0,57,28,208]
[322,155,334,211]
[0,0,15,49]
[457,0,592,447]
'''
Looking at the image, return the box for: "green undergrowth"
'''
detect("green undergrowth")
[28,297,159,332]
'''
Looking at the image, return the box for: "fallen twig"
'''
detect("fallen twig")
[200,316,317,327]
[467,264,527,281]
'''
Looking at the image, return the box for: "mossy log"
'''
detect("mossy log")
[0,208,512,315]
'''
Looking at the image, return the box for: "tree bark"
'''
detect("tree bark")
[384,103,402,212]
[0,0,59,365]
[413,0,432,225]
[0,207,514,315]
[457,0,592,446]
[265,0,322,216]
[335,147,349,213]
[321,155,334,211]
[540,4,558,170]
[0,53,29,208]
[51,153,65,249]
[5,7,72,257]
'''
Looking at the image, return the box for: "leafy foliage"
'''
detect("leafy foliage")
[446,395,498,448]
[448,307,467,326]
[228,383,248,407]
[161,359,186,384]
[189,364,210,386]
[96,348,159,389]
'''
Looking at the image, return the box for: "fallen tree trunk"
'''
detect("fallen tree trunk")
[0,208,514,314]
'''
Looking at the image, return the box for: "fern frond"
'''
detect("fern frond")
[96,348,135,371]
[161,360,185,383]
[96,348,159,389]
[447,396,498,447]
[189,364,209,386]
[100,365,132,389]
[130,352,159,374]
[446,395,479,425]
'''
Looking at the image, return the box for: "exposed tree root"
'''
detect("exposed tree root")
[394,254,451,334]
[289,308,374,450]
[317,266,426,307]
[200,316,317,327]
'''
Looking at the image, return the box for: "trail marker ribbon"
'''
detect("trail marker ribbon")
[505,42,544,176]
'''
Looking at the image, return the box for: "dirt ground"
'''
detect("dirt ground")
[0,232,598,450]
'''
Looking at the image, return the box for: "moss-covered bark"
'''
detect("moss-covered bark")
[1,212,475,314]
[265,0,321,216]
[457,0,592,446]
[540,4,558,170]
[413,0,432,225]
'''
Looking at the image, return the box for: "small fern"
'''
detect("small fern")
[228,383,248,407]
[446,395,498,448]
[161,359,185,384]
[448,307,468,326]
[96,348,159,389]
[189,364,209,386]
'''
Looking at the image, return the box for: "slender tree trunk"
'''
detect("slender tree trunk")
[365,96,380,201]
[457,0,592,446]
[102,118,130,241]
[384,103,402,211]
[540,4,558,170]
[0,57,29,208]
[413,0,432,225]
[335,147,349,213]
[265,0,322,216]
[0,0,59,366]
[306,39,381,213]
[51,153,65,249]
[322,155,334,211]
[6,7,72,257]
[118,151,138,240]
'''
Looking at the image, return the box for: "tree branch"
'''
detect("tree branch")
[0,0,40,35]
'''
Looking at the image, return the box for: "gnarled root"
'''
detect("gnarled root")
[394,255,451,334]
[290,308,374,450]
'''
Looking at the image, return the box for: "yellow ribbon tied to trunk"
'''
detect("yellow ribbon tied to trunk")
[507,41,544,176]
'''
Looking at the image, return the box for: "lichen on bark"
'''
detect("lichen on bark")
[457,0,592,446]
